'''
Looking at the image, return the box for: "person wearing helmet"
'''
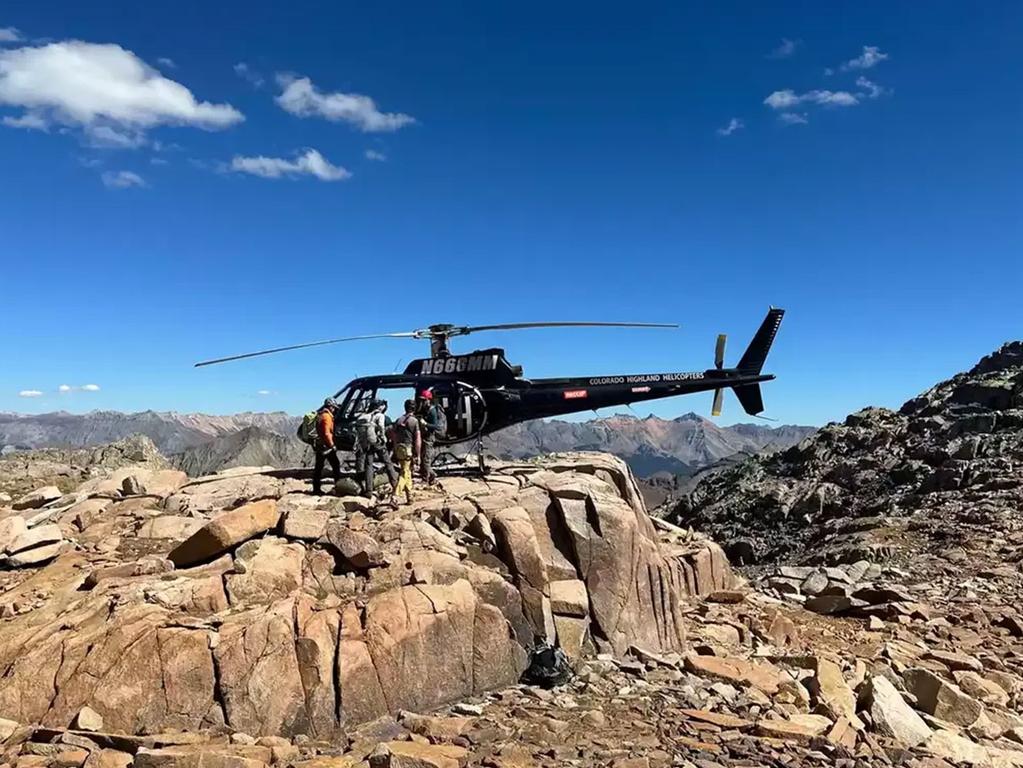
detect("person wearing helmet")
[416,389,446,485]
[312,397,342,495]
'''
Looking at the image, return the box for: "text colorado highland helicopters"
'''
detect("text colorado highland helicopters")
[195,308,785,453]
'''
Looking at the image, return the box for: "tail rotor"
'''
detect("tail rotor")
[711,333,726,417]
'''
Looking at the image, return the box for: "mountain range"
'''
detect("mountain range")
[483,414,814,476]
[0,409,814,479]
[0,410,297,455]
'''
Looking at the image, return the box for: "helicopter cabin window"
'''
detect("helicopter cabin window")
[338,387,377,419]
[336,382,488,445]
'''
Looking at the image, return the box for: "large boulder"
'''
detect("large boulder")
[339,580,527,726]
[13,485,61,511]
[168,499,281,567]
[903,667,985,726]
[163,472,285,515]
[225,537,305,605]
[6,523,63,555]
[325,522,388,570]
[861,675,931,749]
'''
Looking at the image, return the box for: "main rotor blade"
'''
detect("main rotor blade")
[458,321,679,336]
[194,332,417,367]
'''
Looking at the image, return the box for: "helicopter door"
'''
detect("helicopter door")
[432,381,487,444]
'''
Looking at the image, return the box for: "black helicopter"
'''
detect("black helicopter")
[195,308,785,452]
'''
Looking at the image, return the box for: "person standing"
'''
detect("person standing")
[312,398,342,495]
[391,399,421,505]
[417,389,447,485]
[355,399,398,498]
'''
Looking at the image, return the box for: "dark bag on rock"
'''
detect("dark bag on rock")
[520,643,572,689]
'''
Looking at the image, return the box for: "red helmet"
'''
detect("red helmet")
[419,389,433,401]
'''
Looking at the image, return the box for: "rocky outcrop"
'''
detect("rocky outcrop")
[0,435,170,506]
[0,451,729,744]
[675,341,1023,574]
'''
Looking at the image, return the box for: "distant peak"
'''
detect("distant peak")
[673,412,707,423]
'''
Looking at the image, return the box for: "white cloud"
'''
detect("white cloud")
[57,383,101,393]
[2,111,47,130]
[855,76,888,99]
[234,62,264,88]
[778,112,808,125]
[257,389,272,396]
[275,74,414,132]
[0,41,243,145]
[230,148,351,181]
[101,170,145,188]
[18,390,43,397]
[0,27,21,44]
[764,89,859,109]
[156,57,176,69]
[86,124,146,148]
[364,149,387,161]
[768,39,799,59]
[150,156,168,165]
[716,118,743,137]
[840,45,888,72]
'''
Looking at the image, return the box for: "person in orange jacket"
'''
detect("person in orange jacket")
[312,398,342,495]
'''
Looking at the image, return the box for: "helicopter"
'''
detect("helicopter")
[195,308,785,454]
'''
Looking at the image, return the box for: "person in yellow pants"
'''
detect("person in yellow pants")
[390,399,421,505]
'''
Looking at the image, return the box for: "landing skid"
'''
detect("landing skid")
[433,434,490,477]
[474,433,489,475]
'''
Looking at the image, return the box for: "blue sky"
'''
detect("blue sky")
[2,1,1020,426]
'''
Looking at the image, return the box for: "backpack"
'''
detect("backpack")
[520,643,573,689]
[394,413,416,445]
[355,411,379,447]
[427,404,448,439]
[297,411,319,446]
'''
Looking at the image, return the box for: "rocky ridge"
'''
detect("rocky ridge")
[0,435,168,500]
[674,341,1023,576]
[484,415,815,477]
[171,426,313,477]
